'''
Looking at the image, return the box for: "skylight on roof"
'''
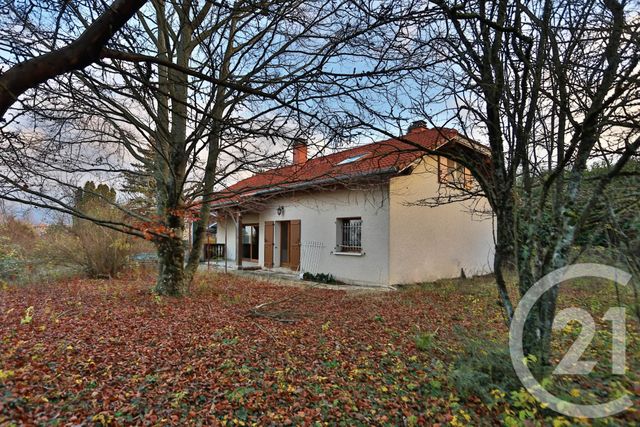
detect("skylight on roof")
[337,153,367,165]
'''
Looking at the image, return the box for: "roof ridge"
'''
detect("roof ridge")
[213,127,467,205]
[246,132,422,177]
[234,135,399,180]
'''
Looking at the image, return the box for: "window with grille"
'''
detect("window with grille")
[337,217,362,252]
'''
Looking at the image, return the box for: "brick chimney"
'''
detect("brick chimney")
[407,120,427,133]
[293,139,308,165]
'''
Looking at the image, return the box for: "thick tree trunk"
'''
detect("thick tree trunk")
[153,187,188,296]
[150,1,192,296]
[155,236,186,296]
[153,181,187,296]
[493,204,516,322]
[518,270,559,368]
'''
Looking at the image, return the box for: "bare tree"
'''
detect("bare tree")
[386,0,640,363]
[0,0,409,295]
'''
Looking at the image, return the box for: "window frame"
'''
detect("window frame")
[438,156,474,189]
[336,217,363,253]
[241,223,259,261]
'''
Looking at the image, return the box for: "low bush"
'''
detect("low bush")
[41,223,145,279]
[413,331,436,352]
[302,272,336,284]
[0,218,41,284]
[0,236,24,282]
[449,335,521,402]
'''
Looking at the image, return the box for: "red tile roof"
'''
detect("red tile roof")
[211,126,462,207]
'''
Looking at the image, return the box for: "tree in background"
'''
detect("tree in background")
[120,145,157,215]
[47,181,136,278]
[579,160,640,321]
[74,181,117,216]
[574,161,640,248]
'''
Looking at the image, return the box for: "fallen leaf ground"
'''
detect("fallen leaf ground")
[0,273,638,425]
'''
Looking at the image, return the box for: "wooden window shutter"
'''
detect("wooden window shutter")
[290,220,301,271]
[464,167,473,190]
[264,221,274,268]
[438,156,448,183]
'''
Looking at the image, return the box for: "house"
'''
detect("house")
[211,122,495,286]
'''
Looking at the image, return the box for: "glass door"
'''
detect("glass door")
[280,221,290,266]
[242,224,259,261]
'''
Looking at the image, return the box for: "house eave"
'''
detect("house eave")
[211,166,399,210]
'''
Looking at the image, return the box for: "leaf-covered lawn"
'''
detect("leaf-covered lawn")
[0,274,638,425]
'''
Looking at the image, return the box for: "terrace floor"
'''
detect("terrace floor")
[198,258,393,292]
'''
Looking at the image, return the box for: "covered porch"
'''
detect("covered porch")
[211,209,304,273]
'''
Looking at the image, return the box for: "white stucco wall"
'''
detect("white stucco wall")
[388,156,495,284]
[215,217,234,260]
[216,187,391,286]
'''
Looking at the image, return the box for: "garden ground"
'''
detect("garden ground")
[1,272,639,425]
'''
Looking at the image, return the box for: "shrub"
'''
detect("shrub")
[0,217,37,283]
[414,331,436,352]
[41,222,138,279]
[0,216,37,253]
[0,236,25,281]
[37,182,153,279]
[302,272,336,284]
[449,336,521,402]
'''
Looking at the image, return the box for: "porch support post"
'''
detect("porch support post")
[224,212,228,274]
[236,211,242,269]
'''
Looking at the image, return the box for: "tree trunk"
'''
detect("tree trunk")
[153,185,187,296]
[520,279,559,368]
[150,0,192,296]
[155,236,186,296]
[493,204,516,322]
[183,15,235,285]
